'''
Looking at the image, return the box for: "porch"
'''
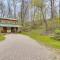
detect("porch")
[0,23,20,33]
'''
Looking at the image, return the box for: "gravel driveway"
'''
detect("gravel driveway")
[0,34,59,60]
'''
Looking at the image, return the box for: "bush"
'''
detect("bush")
[0,34,5,41]
[54,29,60,40]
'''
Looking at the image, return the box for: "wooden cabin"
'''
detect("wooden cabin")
[0,18,20,33]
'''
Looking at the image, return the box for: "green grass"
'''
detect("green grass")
[21,30,60,49]
[0,34,5,41]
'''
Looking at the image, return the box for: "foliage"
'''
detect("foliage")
[0,34,5,41]
[32,0,45,8]
[53,29,60,40]
[54,29,60,34]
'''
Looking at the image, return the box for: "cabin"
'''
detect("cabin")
[0,18,20,33]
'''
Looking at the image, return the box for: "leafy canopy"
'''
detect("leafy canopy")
[32,0,45,8]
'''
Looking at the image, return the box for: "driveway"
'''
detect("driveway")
[0,34,59,60]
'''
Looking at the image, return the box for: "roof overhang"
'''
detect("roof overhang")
[0,17,17,21]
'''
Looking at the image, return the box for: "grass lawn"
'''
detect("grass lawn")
[0,34,5,41]
[21,29,60,49]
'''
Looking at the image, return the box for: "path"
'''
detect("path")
[0,34,59,60]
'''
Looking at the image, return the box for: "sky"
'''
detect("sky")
[0,0,59,19]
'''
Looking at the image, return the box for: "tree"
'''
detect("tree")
[50,0,56,19]
[0,1,5,17]
[32,0,48,31]
[7,0,12,18]
[12,0,16,18]
[20,0,29,26]
[49,0,57,30]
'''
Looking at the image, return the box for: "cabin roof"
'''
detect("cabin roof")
[0,17,17,21]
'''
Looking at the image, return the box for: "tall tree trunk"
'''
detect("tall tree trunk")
[13,0,16,18]
[50,0,56,30]
[51,0,54,19]
[7,0,12,18]
[21,0,24,26]
[41,8,48,31]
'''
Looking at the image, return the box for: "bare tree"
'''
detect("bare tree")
[50,0,56,19]
[12,0,16,18]
[7,0,12,18]
[20,0,29,26]
[32,0,48,31]
[0,1,5,17]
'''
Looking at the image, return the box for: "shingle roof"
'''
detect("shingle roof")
[0,17,17,21]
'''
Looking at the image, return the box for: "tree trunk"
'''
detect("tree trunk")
[41,8,48,31]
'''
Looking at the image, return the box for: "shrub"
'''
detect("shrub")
[54,29,60,40]
[0,34,5,41]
